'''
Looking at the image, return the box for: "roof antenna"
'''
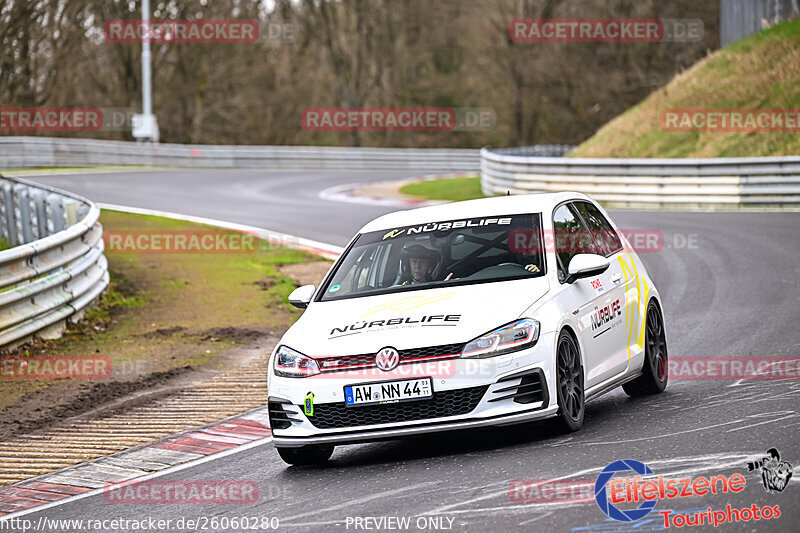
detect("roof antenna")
[507,190,511,196]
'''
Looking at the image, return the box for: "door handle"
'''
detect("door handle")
[611,273,622,284]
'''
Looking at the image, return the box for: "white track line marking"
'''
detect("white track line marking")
[97,202,343,259]
[419,453,754,519]
[548,419,744,447]
[282,481,439,523]
[726,411,796,432]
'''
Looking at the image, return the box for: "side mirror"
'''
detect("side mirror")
[288,284,316,309]
[565,254,610,284]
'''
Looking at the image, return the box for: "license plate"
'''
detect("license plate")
[344,378,433,407]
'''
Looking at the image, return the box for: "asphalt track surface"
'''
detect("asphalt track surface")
[17,169,800,532]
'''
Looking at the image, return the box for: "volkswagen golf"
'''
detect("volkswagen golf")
[268,192,668,465]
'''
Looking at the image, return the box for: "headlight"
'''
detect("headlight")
[273,345,320,378]
[461,319,539,359]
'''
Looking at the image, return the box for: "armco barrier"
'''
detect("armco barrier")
[0,174,108,348]
[481,147,800,207]
[0,137,480,172]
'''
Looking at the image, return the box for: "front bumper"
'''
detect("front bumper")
[271,403,558,447]
[267,331,558,448]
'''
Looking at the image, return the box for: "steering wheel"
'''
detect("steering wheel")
[495,262,528,271]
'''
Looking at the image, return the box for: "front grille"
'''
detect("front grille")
[305,386,488,429]
[316,342,464,373]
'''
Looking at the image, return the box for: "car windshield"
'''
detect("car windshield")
[319,213,544,301]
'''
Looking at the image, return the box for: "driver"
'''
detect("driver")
[399,243,440,285]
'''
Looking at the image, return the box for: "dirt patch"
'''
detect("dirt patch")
[0,366,195,441]
[351,178,422,201]
[253,279,276,290]
[198,327,268,343]
[144,326,187,338]
[277,261,333,287]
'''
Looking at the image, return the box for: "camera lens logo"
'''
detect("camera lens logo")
[595,459,658,522]
[747,448,793,493]
[375,347,400,372]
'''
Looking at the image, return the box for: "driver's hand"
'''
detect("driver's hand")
[525,264,540,273]
[444,272,454,281]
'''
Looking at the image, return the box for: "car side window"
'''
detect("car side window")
[553,203,592,282]
[573,201,623,256]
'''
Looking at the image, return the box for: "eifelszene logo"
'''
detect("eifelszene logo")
[595,458,785,528]
[595,459,658,522]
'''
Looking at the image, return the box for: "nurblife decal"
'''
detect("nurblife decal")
[329,314,461,338]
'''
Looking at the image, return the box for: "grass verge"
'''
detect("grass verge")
[399,176,485,202]
[570,19,800,158]
[0,210,330,437]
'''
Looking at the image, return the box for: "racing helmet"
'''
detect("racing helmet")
[399,243,441,283]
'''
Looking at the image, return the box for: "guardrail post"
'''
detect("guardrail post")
[1,183,18,246]
[76,204,90,222]
[48,193,66,233]
[65,201,79,226]
[14,184,34,244]
[33,190,48,239]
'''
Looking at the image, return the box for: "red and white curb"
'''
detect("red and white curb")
[0,408,272,518]
[319,182,441,208]
[318,173,473,208]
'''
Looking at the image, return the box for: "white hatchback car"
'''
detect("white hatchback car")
[268,193,668,465]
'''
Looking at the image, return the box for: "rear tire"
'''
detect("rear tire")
[623,301,668,396]
[550,330,585,433]
[276,444,334,466]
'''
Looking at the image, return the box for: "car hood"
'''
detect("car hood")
[279,278,550,356]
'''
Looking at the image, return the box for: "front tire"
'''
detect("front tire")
[276,444,334,466]
[550,330,585,433]
[623,301,668,396]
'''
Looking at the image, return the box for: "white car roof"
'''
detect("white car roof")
[359,191,592,234]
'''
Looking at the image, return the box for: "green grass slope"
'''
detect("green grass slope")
[571,19,800,158]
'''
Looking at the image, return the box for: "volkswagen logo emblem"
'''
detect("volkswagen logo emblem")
[375,347,400,372]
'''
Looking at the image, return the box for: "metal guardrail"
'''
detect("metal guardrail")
[0,137,480,172]
[481,147,800,207]
[0,174,108,348]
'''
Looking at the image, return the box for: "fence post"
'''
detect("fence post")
[1,184,17,246]
[48,193,66,233]
[14,184,34,244]
[33,190,48,239]
[65,201,79,226]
